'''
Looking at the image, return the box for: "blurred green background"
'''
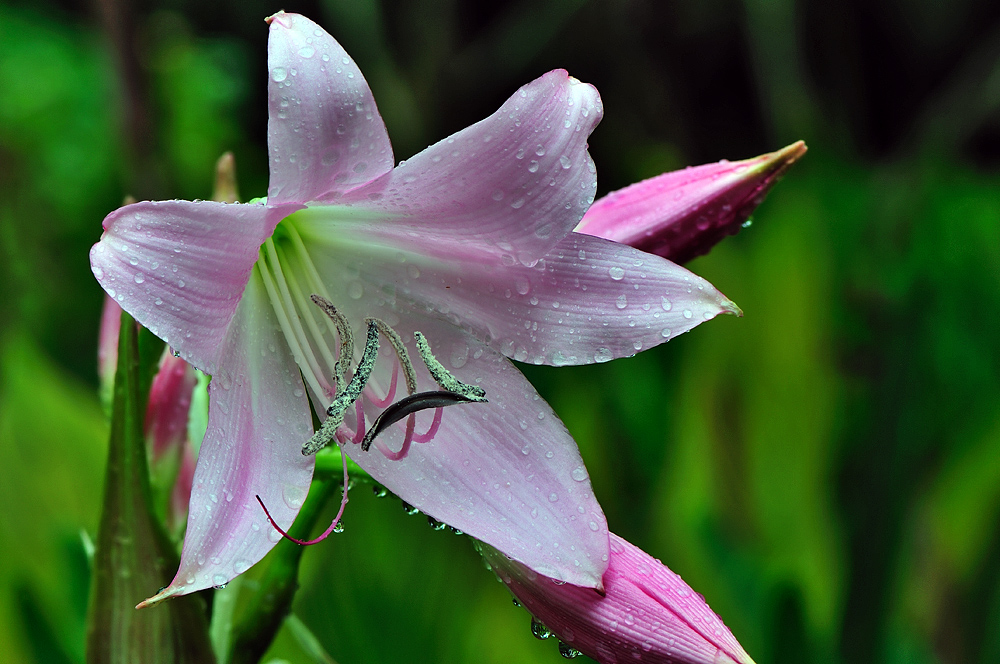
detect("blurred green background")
[2,0,1000,662]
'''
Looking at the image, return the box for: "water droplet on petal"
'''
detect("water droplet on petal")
[271,67,288,82]
[608,266,625,280]
[283,485,306,509]
[571,466,588,482]
[594,347,613,363]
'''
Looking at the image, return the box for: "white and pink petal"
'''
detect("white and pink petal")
[340,318,610,589]
[335,69,602,264]
[266,12,394,204]
[301,225,739,367]
[139,270,315,605]
[90,200,291,375]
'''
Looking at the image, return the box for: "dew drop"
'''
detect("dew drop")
[571,466,588,482]
[532,617,553,640]
[661,296,672,311]
[298,46,315,58]
[558,642,581,659]
[594,347,613,363]
[608,266,625,280]
[616,294,628,309]
[683,308,692,319]
[133,273,145,284]
[283,485,306,509]
[348,281,364,299]
[528,160,539,173]
[271,67,288,82]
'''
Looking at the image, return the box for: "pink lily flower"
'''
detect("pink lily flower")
[481,533,756,664]
[576,141,807,263]
[89,12,740,605]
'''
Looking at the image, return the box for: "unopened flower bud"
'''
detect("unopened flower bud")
[577,141,807,263]
[480,533,755,664]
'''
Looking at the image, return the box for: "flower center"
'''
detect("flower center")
[255,220,487,462]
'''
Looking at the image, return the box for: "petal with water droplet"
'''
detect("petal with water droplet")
[140,271,314,606]
[267,13,394,203]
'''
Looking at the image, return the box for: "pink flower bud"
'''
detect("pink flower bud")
[577,141,807,263]
[145,353,197,461]
[97,295,122,411]
[481,533,755,664]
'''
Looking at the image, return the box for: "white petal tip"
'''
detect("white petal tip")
[723,299,743,317]
[135,585,182,609]
[265,10,289,27]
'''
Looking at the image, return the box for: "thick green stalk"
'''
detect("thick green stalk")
[85,311,215,664]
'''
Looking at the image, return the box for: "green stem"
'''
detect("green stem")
[227,478,338,664]
[85,311,214,664]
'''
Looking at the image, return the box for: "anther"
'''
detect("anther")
[310,294,354,395]
[361,390,478,451]
[302,320,380,455]
[413,332,488,402]
[369,318,418,395]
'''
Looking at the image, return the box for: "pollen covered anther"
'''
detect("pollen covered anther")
[300,298,488,459]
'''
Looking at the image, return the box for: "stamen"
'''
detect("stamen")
[256,443,350,546]
[256,258,329,402]
[412,407,444,443]
[369,357,400,408]
[369,319,418,394]
[350,400,366,445]
[263,240,334,398]
[277,247,339,386]
[374,413,415,461]
[413,332,488,402]
[288,226,344,355]
[361,390,478,451]
[302,320,380,455]
[310,295,355,396]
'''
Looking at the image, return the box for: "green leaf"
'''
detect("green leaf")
[85,311,215,664]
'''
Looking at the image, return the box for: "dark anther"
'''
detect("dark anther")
[361,390,477,451]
